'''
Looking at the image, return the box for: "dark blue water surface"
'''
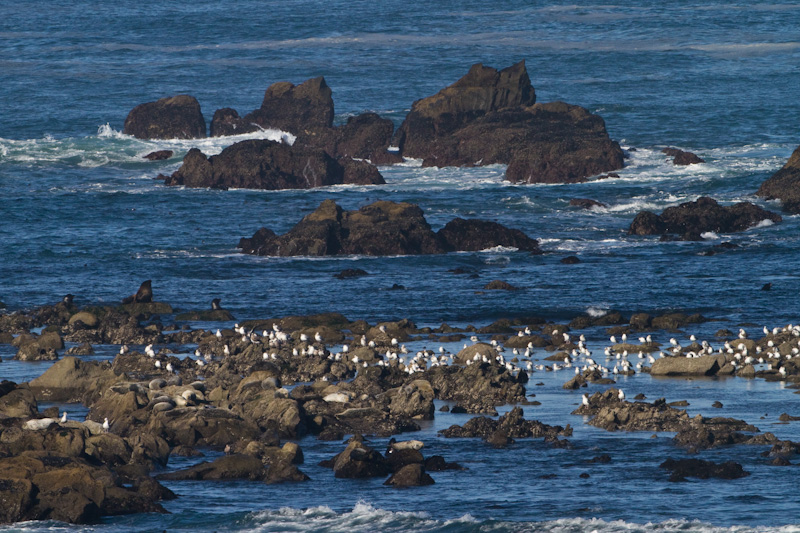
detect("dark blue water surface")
[3,2,800,531]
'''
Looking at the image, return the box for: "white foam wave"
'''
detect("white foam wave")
[0,125,295,168]
[479,245,519,253]
[246,503,799,533]
[587,306,609,318]
[701,231,720,240]
[752,219,776,229]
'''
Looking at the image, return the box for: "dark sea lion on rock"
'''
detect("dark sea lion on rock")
[122,280,153,304]
[211,298,222,310]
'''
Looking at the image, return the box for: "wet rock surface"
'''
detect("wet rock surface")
[629,197,781,239]
[238,199,539,257]
[123,95,206,140]
[161,140,385,190]
[394,62,624,183]
[757,144,800,213]
[660,458,749,481]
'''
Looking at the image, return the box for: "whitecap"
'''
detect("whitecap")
[587,306,609,318]
[701,231,720,240]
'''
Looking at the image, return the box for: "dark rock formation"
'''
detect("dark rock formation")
[757,145,800,213]
[440,406,570,445]
[629,197,781,239]
[238,199,538,257]
[394,62,624,183]
[123,95,206,139]
[662,147,705,165]
[570,198,606,209]
[297,112,397,162]
[143,150,173,161]
[334,268,369,280]
[324,438,390,479]
[161,140,384,190]
[437,218,539,252]
[244,76,334,133]
[650,354,726,376]
[0,453,171,524]
[210,108,260,137]
[155,453,308,484]
[384,463,434,487]
[660,458,749,482]
[483,280,519,291]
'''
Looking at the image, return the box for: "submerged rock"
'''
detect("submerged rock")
[660,458,749,482]
[238,199,538,257]
[123,95,206,139]
[629,197,781,239]
[162,140,384,190]
[394,61,624,183]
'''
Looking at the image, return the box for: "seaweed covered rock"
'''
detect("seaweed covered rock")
[394,62,623,183]
[162,140,384,190]
[123,95,206,139]
[238,199,538,257]
[629,197,781,239]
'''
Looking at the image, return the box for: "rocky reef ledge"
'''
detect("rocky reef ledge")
[238,199,540,256]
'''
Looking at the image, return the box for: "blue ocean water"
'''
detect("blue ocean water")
[3,1,800,531]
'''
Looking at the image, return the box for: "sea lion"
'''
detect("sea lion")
[211,298,222,310]
[122,280,153,304]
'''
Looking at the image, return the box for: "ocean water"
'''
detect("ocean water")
[3,1,800,530]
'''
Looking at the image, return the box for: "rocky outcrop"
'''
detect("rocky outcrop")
[757,145,800,213]
[238,199,539,257]
[211,78,397,163]
[0,453,172,524]
[123,95,206,139]
[662,147,704,165]
[209,108,260,137]
[629,197,781,239]
[426,362,527,413]
[161,140,384,190]
[155,453,308,484]
[437,218,540,252]
[324,438,390,479]
[440,406,570,446]
[29,357,120,404]
[297,112,397,162]
[660,458,749,481]
[394,62,624,183]
[650,355,725,376]
[384,463,434,487]
[244,77,334,133]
